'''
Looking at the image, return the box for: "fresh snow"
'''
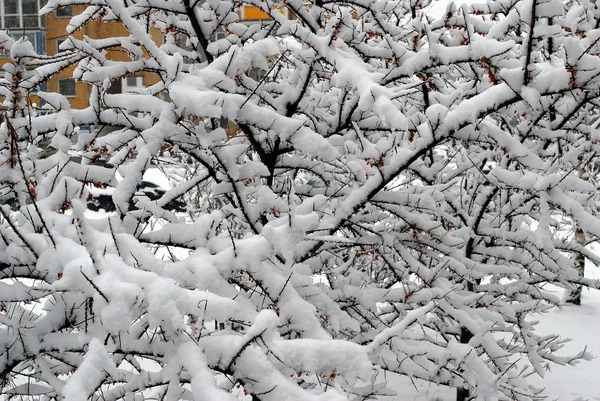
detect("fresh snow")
[385,261,600,401]
[4,0,600,400]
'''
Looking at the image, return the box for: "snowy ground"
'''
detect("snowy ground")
[388,261,600,401]
[388,3,600,398]
[39,4,600,395]
[527,263,600,401]
[120,169,600,400]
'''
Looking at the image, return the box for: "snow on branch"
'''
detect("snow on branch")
[2,0,600,400]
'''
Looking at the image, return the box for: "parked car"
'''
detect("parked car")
[87,180,186,213]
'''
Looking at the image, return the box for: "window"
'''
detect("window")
[248,68,266,82]
[107,79,122,94]
[1,0,43,29]
[213,30,227,41]
[56,38,70,53]
[1,31,43,54]
[56,5,72,18]
[58,79,76,98]
[126,76,144,87]
[21,0,38,27]
[122,75,145,92]
[174,32,200,64]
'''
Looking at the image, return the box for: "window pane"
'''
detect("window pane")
[10,33,37,51]
[126,76,144,87]
[5,16,20,28]
[107,79,121,94]
[59,79,76,97]
[22,0,39,15]
[4,1,17,14]
[248,68,266,81]
[56,5,72,17]
[23,16,39,28]
[219,117,228,128]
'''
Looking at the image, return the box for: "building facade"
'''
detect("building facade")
[0,2,282,110]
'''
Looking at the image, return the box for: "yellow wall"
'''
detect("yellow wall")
[0,4,291,111]
[242,6,289,20]
[45,6,161,110]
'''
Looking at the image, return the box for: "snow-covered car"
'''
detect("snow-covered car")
[86,178,186,213]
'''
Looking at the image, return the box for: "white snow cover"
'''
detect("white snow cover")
[2,0,600,400]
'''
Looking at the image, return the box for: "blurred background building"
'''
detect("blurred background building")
[0,1,282,109]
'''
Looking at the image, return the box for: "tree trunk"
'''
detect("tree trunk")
[457,386,470,401]
[457,283,475,401]
[566,228,585,305]
[456,327,474,401]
